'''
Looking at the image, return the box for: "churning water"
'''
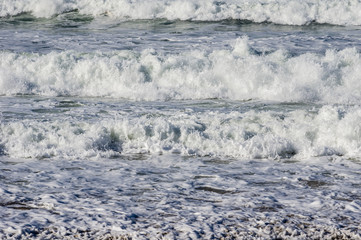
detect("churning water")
[1,0,361,239]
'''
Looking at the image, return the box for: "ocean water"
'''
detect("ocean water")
[1,0,361,239]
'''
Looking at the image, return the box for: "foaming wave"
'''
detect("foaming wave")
[1,105,361,159]
[1,0,361,26]
[1,37,361,103]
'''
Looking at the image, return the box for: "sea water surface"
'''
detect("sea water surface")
[1,0,361,239]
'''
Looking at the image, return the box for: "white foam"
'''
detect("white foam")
[1,38,361,103]
[0,0,74,18]
[2,0,361,26]
[1,104,361,160]
[1,154,360,239]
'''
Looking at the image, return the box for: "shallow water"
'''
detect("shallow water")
[1,154,360,239]
[1,96,361,238]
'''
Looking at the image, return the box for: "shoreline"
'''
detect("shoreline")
[2,217,360,239]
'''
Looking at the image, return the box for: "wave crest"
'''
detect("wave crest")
[1,37,361,103]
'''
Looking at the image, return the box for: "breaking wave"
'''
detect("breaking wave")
[2,0,361,26]
[1,37,361,103]
[1,104,361,160]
